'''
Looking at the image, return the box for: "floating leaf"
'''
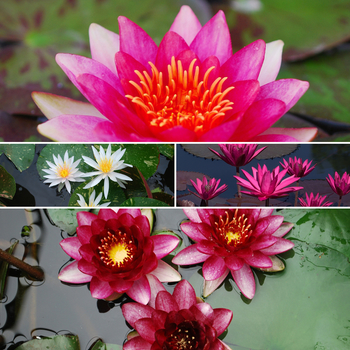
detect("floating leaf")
[47,208,89,234]
[157,144,174,160]
[0,165,16,201]
[15,335,80,350]
[120,197,170,207]
[0,144,35,171]
[90,339,122,350]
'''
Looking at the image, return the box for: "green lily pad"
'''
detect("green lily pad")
[90,339,122,350]
[0,144,35,171]
[278,49,350,125]
[15,335,80,350]
[120,197,170,207]
[223,0,350,61]
[0,0,210,115]
[157,144,174,160]
[0,165,16,201]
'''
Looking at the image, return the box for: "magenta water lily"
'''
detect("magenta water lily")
[299,192,333,207]
[58,209,180,304]
[173,209,294,299]
[122,279,233,350]
[32,6,317,142]
[280,157,316,177]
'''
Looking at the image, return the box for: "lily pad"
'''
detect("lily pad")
[0,165,16,201]
[120,197,171,207]
[90,340,122,350]
[157,144,174,160]
[223,0,350,61]
[47,208,90,234]
[15,335,80,350]
[0,144,35,171]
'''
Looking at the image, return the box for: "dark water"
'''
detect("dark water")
[177,143,350,207]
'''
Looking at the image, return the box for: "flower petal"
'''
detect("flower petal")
[173,279,197,310]
[123,336,152,350]
[203,255,227,281]
[122,303,154,328]
[151,234,180,259]
[203,268,229,297]
[212,308,233,336]
[260,237,295,255]
[60,237,82,260]
[90,276,114,299]
[149,259,181,283]
[126,275,151,305]
[58,261,92,283]
[155,290,179,312]
[231,264,256,299]
[172,245,209,265]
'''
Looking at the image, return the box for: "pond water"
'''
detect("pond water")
[177,143,350,206]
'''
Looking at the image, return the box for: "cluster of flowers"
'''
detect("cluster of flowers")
[43,144,132,206]
[188,144,350,207]
[59,208,295,349]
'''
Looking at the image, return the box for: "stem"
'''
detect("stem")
[0,248,44,281]
[338,196,342,207]
[236,167,241,198]
[265,198,270,207]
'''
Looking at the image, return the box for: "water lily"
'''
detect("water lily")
[58,209,181,304]
[326,171,350,206]
[234,164,303,205]
[76,190,110,207]
[42,151,85,193]
[280,157,315,177]
[188,176,228,206]
[33,6,317,142]
[122,279,233,350]
[82,144,133,199]
[209,144,266,167]
[299,192,333,207]
[172,209,294,299]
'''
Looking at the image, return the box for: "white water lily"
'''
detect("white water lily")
[82,144,133,198]
[43,151,85,193]
[77,190,110,207]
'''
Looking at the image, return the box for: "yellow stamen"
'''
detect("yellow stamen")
[99,158,112,173]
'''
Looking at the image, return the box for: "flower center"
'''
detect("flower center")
[58,163,70,178]
[126,56,234,137]
[215,209,252,249]
[98,158,113,173]
[165,323,199,350]
[98,230,136,268]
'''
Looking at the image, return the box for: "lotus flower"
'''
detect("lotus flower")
[209,144,267,167]
[188,176,228,205]
[32,6,317,142]
[172,209,294,299]
[280,157,316,177]
[234,164,303,202]
[299,192,333,207]
[122,278,233,350]
[326,171,350,206]
[58,209,181,304]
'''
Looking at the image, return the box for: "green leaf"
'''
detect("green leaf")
[120,197,170,207]
[15,335,81,350]
[0,240,18,300]
[47,208,90,235]
[90,340,122,350]
[119,144,160,179]
[282,209,350,258]
[0,144,35,171]
[157,144,174,160]
[0,165,16,200]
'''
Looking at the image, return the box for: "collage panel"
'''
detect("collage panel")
[1,208,350,350]
[0,143,174,207]
[177,143,350,207]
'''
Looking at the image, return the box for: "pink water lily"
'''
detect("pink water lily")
[58,209,180,304]
[280,157,316,178]
[234,164,303,201]
[122,278,233,350]
[209,144,267,167]
[189,176,228,205]
[172,209,294,299]
[32,6,317,142]
[299,192,333,207]
[326,171,350,206]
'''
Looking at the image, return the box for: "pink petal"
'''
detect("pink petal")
[258,40,284,85]
[244,251,273,268]
[134,318,156,343]
[190,10,232,65]
[97,208,119,221]
[38,114,105,142]
[151,234,180,259]
[58,261,92,283]
[254,127,318,142]
[224,255,244,271]
[249,235,278,251]
[273,222,294,237]
[145,274,166,309]
[220,39,265,83]
[89,23,120,75]
[169,5,202,45]
[183,209,202,223]
[77,211,98,226]
[109,278,134,293]
[77,226,93,245]
[260,237,295,255]
[203,268,229,297]
[32,92,105,120]
[173,280,197,310]
[199,118,242,142]
[90,276,114,299]
[123,336,152,350]
[122,303,154,328]
[126,275,151,305]
[213,308,233,335]
[155,290,179,312]
[172,245,209,265]
[77,259,98,276]
[118,16,158,69]
[203,255,227,281]
[60,237,82,260]
[180,222,207,242]
[149,259,181,283]
[192,303,214,324]
[231,264,256,299]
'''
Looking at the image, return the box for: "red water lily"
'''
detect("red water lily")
[299,192,333,207]
[122,279,233,350]
[280,156,316,178]
[189,176,228,204]
[33,6,317,142]
[172,209,294,299]
[58,209,180,304]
